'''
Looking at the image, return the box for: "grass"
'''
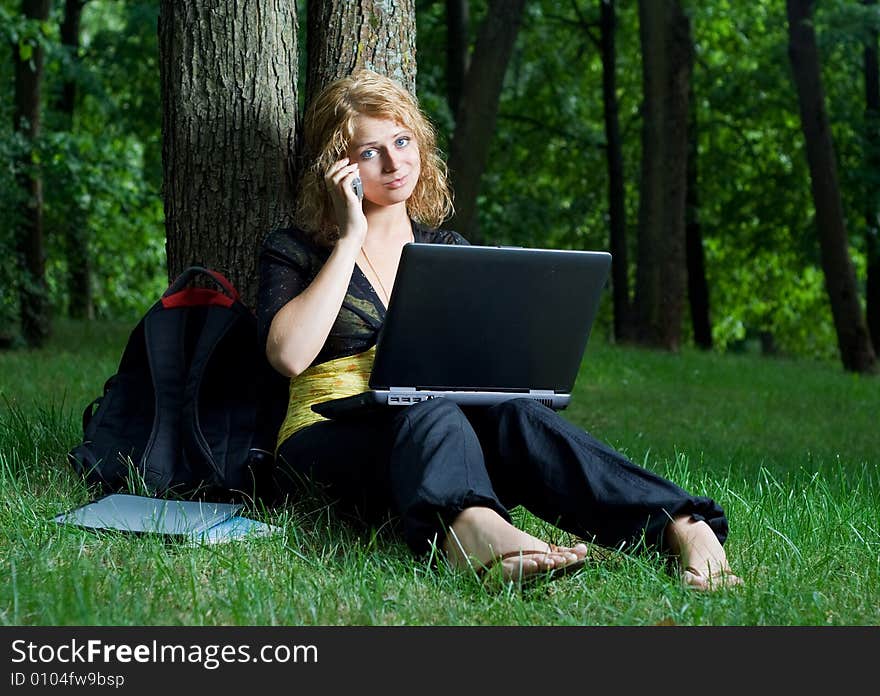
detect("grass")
[1,319,878,625]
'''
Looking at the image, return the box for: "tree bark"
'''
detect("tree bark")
[786,0,876,372]
[685,48,711,349]
[158,0,299,307]
[13,0,52,347]
[599,0,636,343]
[445,0,470,118]
[633,0,692,350]
[305,0,417,107]
[58,0,93,320]
[864,0,880,355]
[446,0,526,243]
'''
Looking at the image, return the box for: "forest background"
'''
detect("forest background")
[2,0,879,373]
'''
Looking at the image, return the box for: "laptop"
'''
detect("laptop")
[311,243,611,419]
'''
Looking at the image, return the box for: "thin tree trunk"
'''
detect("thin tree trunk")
[787,0,876,372]
[599,0,636,343]
[159,0,299,307]
[58,0,83,121]
[864,0,880,354]
[685,53,712,349]
[13,0,52,347]
[446,0,470,118]
[447,0,526,243]
[305,0,417,106]
[58,0,93,320]
[634,0,692,350]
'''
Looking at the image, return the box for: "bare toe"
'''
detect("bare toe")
[682,566,744,591]
[493,545,587,583]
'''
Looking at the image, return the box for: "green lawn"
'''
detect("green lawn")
[1,320,878,625]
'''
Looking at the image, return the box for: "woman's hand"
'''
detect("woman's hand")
[325,158,367,246]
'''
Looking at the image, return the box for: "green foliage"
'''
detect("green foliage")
[1,0,164,331]
[483,0,638,252]
[414,0,876,362]
[818,0,880,250]
[0,132,25,344]
[418,0,625,251]
[40,128,166,319]
[689,1,873,358]
[0,2,58,63]
[2,0,877,357]
[49,0,165,320]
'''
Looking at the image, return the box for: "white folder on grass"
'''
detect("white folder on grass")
[53,493,279,545]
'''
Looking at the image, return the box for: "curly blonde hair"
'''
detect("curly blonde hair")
[295,70,454,246]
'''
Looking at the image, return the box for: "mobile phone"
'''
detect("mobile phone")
[352,176,363,201]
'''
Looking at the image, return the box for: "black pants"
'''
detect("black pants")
[276,398,728,556]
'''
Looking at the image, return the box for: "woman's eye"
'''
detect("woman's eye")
[395,137,410,148]
[360,149,376,160]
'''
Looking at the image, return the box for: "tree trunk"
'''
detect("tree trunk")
[445,0,470,118]
[787,0,877,372]
[305,0,417,107]
[58,0,93,320]
[599,0,636,343]
[685,50,711,349]
[158,0,299,308]
[13,0,52,347]
[864,0,880,355]
[633,0,692,350]
[58,0,84,120]
[446,0,526,243]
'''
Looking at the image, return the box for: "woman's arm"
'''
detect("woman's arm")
[266,234,361,377]
[265,159,365,378]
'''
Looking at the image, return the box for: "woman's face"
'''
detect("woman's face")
[347,115,421,207]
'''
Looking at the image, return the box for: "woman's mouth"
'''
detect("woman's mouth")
[385,176,407,189]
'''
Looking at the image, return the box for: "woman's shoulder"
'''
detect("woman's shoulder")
[261,225,312,251]
[261,226,327,260]
[413,221,470,246]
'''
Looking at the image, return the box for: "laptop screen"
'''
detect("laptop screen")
[369,244,611,393]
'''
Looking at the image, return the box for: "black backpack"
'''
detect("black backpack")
[67,266,287,501]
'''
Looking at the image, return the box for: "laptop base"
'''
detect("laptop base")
[312,390,570,420]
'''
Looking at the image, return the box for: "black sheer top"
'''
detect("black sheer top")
[257,220,469,369]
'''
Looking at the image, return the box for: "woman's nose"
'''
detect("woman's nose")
[382,148,400,172]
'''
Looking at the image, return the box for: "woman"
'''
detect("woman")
[257,70,742,590]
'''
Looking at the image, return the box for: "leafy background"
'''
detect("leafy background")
[1,0,877,361]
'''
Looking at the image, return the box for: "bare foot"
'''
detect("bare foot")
[665,515,743,591]
[443,506,588,583]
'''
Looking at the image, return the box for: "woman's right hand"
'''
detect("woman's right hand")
[325,158,367,245]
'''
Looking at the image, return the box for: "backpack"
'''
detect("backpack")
[67,266,287,501]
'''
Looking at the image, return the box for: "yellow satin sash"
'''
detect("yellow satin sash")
[276,346,376,449]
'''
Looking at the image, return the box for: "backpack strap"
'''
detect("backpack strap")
[81,396,102,434]
[180,303,241,486]
[140,303,188,493]
[81,374,116,434]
